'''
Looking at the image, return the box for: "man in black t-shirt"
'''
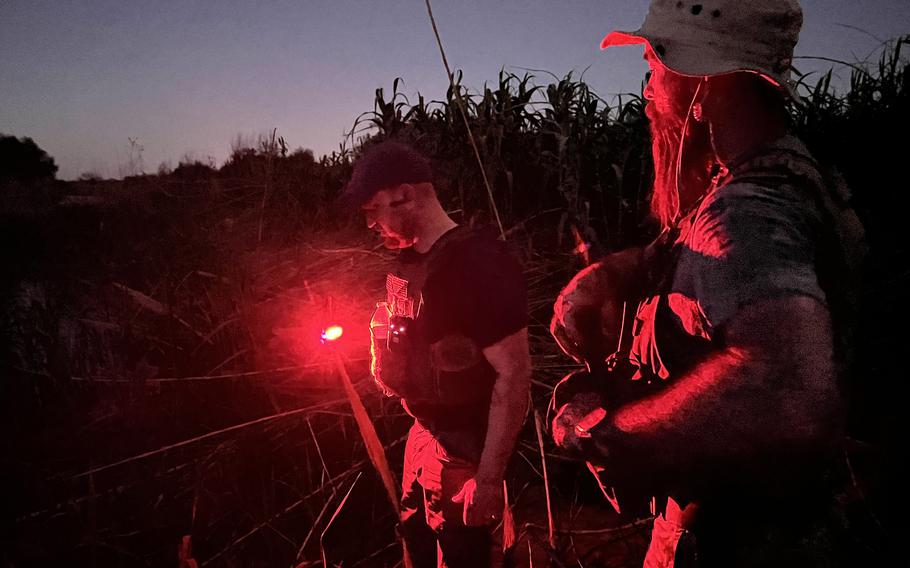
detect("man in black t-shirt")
[343,141,530,568]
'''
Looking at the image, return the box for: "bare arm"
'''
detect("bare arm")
[476,327,532,484]
[452,327,531,526]
[598,295,843,476]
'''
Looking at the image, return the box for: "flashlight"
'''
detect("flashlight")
[388,316,412,353]
[321,325,344,343]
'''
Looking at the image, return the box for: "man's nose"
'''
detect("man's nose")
[643,80,654,102]
[365,212,377,230]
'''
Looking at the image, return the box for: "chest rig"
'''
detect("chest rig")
[370,226,497,406]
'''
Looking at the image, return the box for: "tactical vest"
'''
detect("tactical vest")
[370,226,497,407]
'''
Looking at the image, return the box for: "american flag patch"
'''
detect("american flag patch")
[386,274,415,318]
[386,273,408,299]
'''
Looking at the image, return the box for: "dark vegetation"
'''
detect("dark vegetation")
[1,37,907,567]
[0,134,58,185]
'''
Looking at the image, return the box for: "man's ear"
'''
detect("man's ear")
[691,77,710,123]
[698,75,739,124]
[383,184,413,207]
[398,183,417,204]
[401,182,435,204]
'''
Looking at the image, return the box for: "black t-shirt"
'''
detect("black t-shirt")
[392,226,527,433]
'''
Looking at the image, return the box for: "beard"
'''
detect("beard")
[381,234,413,250]
[378,215,418,250]
[647,107,714,230]
[648,109,687,231]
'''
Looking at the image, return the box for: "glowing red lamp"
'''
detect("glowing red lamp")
[321,325,344,343]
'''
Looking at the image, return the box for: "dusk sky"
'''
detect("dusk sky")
[2,1,908,180]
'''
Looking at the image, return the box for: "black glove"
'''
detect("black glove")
[549,369,610,457]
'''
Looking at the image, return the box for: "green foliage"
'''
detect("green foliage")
[793,36,908,169]
[791,36,909,441]
[354,70,654,254]
[347,37,907,257]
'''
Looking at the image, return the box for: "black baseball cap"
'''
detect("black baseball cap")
[340,140,433,208]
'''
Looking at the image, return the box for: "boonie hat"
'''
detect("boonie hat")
[601,0,803,99]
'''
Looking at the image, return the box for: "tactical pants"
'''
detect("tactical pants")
[643,498,698,568]
[399,421,493,568]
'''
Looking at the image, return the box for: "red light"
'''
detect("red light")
[321,325,344,342]
[571,225,592,266]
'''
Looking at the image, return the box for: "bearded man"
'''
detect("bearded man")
[549,1,864,566]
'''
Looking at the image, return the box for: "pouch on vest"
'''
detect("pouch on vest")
[625,228,691,384]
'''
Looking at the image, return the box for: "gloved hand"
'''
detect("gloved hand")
[549,368,605,417]
[551,391,608,457]
[549,369,607,457]
[550,247,646,365]
[549,368,652,462]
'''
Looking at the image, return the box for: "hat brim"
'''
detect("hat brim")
[600,30,648,50]
[336,180,375,211]
[335,190,361,211]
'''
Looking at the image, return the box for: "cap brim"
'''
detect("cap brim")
[600,30,648,50]
[335,186,366,211]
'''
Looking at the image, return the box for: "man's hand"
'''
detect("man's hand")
[551,392,608,455]
[451,478,504,526]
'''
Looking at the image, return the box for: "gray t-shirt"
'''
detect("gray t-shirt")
[673,172,825,334]
[631,136,827,379]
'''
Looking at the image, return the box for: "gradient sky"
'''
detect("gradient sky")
[2,1,907,180]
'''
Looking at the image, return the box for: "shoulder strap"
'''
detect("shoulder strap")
[423,225,477,276]
[394,226,477,315]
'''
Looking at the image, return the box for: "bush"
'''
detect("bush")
[0,134,58,184]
